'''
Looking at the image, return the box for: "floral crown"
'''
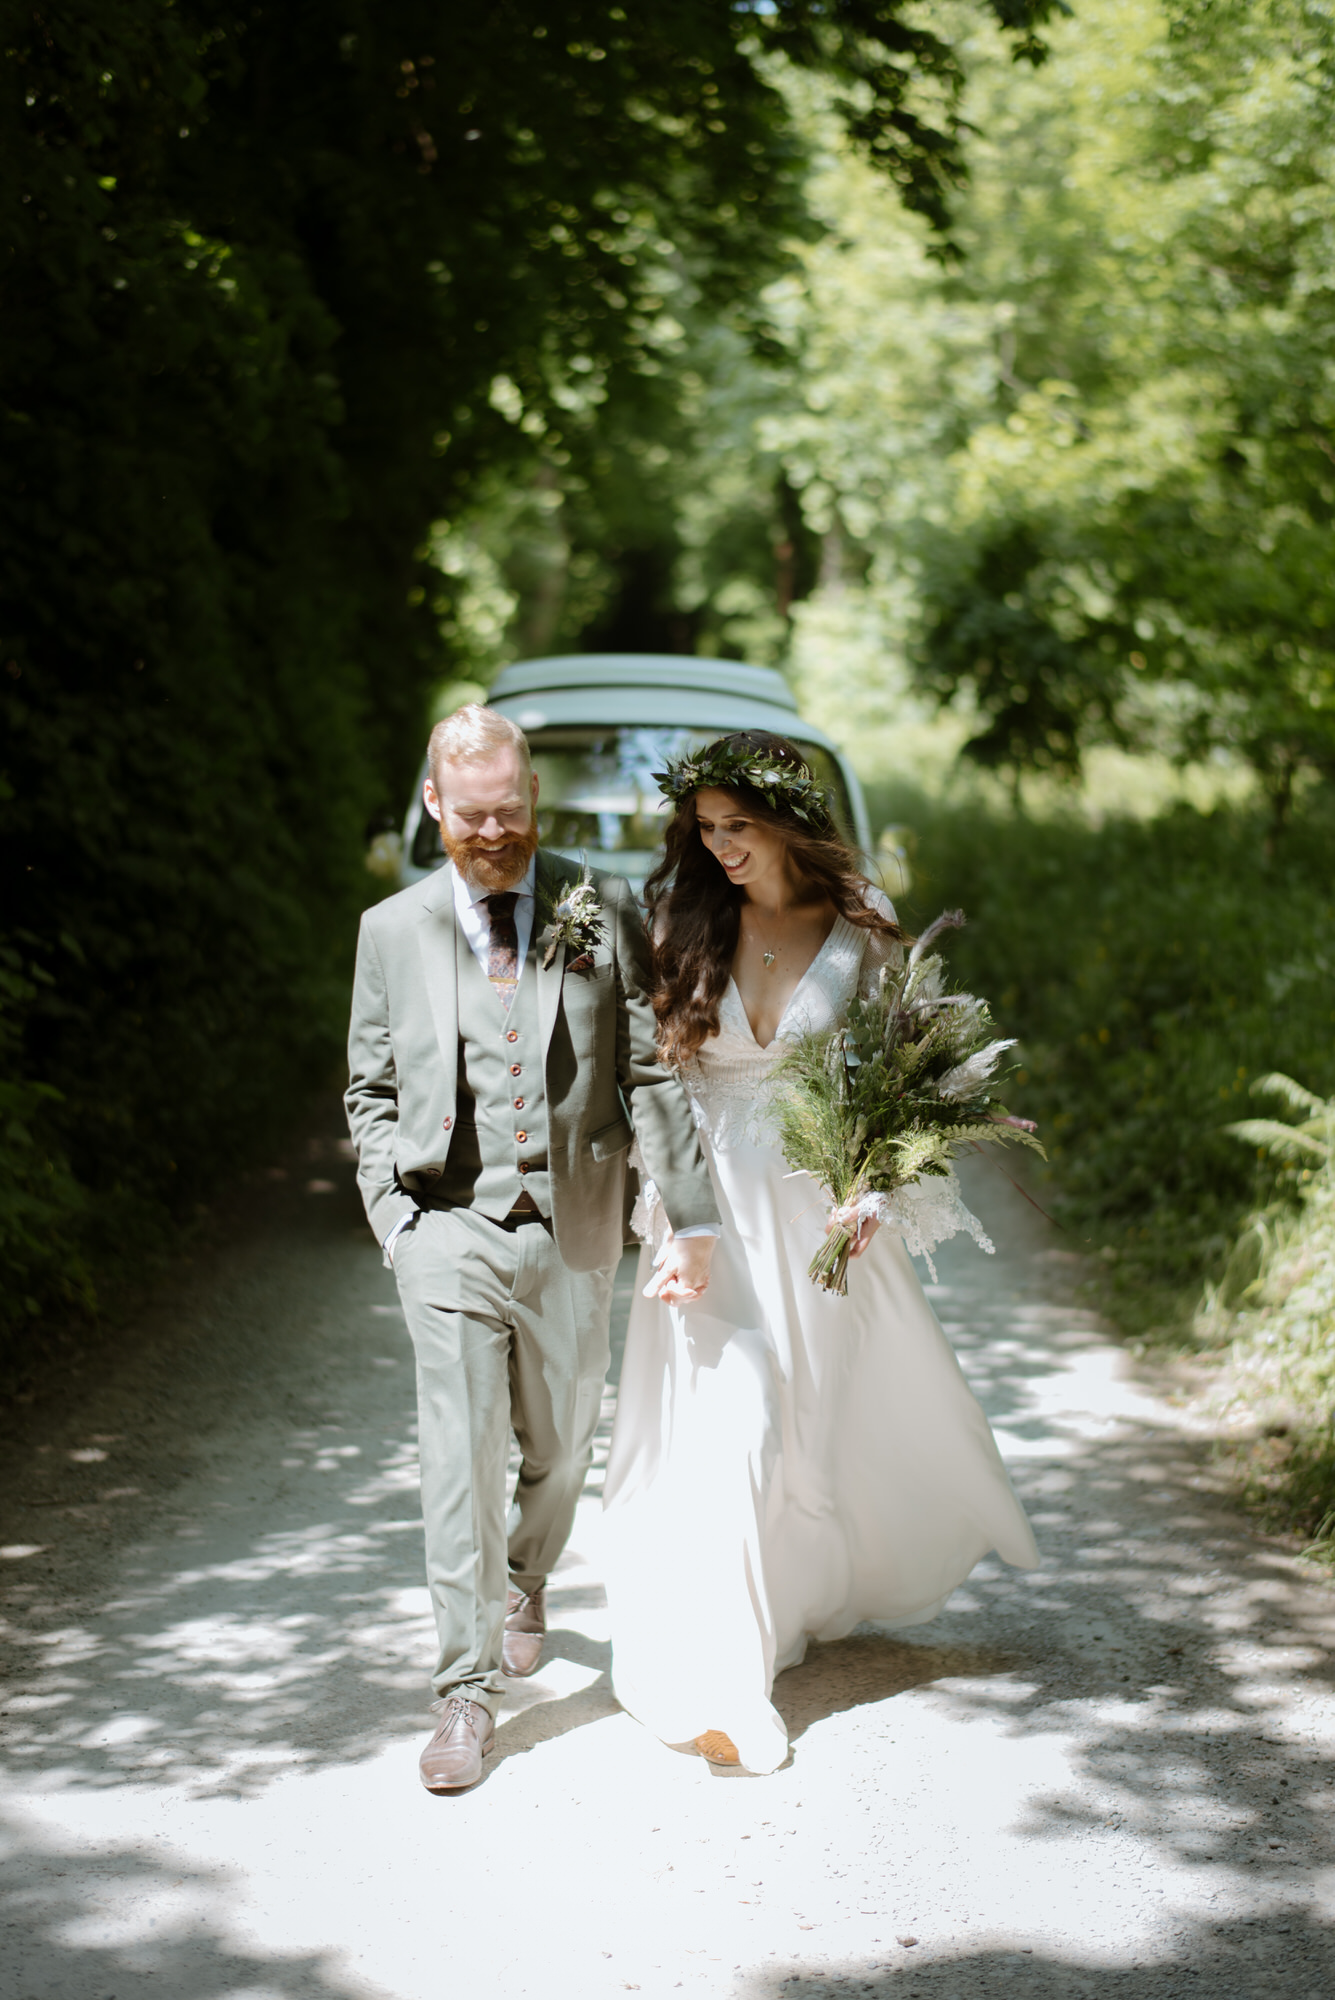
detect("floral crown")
[653,740,835,829]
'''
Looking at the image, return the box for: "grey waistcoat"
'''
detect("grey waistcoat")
[347,850,720,1270]
[433,925,550,1218]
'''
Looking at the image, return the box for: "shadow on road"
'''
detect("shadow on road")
[750,1913,1333,1997]
[2,1115,1334,1995]
[775,1636,1012,1750]
[0,1820,368,2000]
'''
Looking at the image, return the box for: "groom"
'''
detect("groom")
[346,705,718,1791]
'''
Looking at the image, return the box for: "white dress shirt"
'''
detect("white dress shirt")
[384,855,715,1253]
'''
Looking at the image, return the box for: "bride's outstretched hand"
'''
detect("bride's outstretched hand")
[645,1232,714,1306]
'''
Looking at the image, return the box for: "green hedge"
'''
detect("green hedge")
[877,789,1335,1326]
[0,0,800,1344]
[1,6,372,1338]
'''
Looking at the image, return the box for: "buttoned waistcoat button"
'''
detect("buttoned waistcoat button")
[513,1097,524,1110]
[506,1030,519,1043]
[515,1130,528,1144]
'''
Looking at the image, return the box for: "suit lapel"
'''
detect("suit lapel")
[417,864,461,1102]
[534,849,566,1058]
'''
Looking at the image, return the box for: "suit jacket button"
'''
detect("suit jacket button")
[516,1130,528,1144]
[425,1167,441,1179]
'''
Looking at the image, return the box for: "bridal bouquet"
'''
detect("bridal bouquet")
[772,911,1044,1295]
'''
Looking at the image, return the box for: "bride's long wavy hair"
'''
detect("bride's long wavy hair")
[644,732,904,1067]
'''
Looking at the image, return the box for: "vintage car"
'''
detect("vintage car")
[400,652,871,890]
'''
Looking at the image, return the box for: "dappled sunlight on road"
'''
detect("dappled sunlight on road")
[2,1154,1334,1998]
[1,1325,627,1800]
[3,1377,435,1797]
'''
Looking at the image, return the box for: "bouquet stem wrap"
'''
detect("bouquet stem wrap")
[812,1186,885,1297]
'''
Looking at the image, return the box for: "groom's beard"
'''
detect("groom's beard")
[442,818,541,893]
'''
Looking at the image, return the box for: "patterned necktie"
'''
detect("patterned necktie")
[484,891,520,1011]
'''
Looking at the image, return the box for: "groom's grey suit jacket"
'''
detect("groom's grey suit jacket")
[345,849,719,1273]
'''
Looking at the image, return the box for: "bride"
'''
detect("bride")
[601,732,1039,1775]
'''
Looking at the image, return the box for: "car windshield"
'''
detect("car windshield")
[410,726,853,878]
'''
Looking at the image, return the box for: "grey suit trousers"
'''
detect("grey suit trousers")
[392,1205,616,1713]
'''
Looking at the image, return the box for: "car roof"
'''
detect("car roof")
[487,652,845,751]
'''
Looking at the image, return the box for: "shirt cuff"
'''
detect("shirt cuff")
[671,1224,720,1239]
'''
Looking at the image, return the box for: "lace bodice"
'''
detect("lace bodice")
[680,898,898,1150]
[631,888,995,1275]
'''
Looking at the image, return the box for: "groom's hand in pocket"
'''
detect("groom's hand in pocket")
[648,1231,715,1306]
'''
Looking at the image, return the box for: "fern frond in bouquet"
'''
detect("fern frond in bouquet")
[772,911,1045,1295]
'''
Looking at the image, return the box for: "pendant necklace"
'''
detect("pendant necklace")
[748,904,784,971]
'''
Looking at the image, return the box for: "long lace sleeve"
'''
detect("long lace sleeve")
[628,1137,673,1255]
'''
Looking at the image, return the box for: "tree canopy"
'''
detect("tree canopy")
[0,0,1061,1339]
[458,0,1335,826]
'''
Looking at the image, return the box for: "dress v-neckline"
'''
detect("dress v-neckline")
[729,914,854,1051]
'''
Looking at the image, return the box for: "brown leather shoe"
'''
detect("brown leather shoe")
[418,1695,494,1793]
[502,1584,546,1678]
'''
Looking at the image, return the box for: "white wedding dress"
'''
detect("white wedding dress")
[601,905,1040,1774]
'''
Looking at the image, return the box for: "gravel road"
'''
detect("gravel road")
[3,1104,1334,2000]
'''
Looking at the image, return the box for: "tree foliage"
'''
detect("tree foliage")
[740,0,1335,810]
[499,2,1335,817]
[0,0,1058,1339]
[920,0,1335,811]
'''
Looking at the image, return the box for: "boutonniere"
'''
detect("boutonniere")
[540,865,608,971]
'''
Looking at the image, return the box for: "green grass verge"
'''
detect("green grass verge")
[1193,1082,1335,1548]
[865,784,1335,1353]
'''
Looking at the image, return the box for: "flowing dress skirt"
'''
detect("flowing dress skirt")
[601,1130,1039,1774]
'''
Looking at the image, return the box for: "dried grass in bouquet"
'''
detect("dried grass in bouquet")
[773,911,1045,1295]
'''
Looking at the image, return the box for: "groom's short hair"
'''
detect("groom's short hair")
[428,704,530,786]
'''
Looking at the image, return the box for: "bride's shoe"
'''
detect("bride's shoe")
[695,1729,741,1767]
